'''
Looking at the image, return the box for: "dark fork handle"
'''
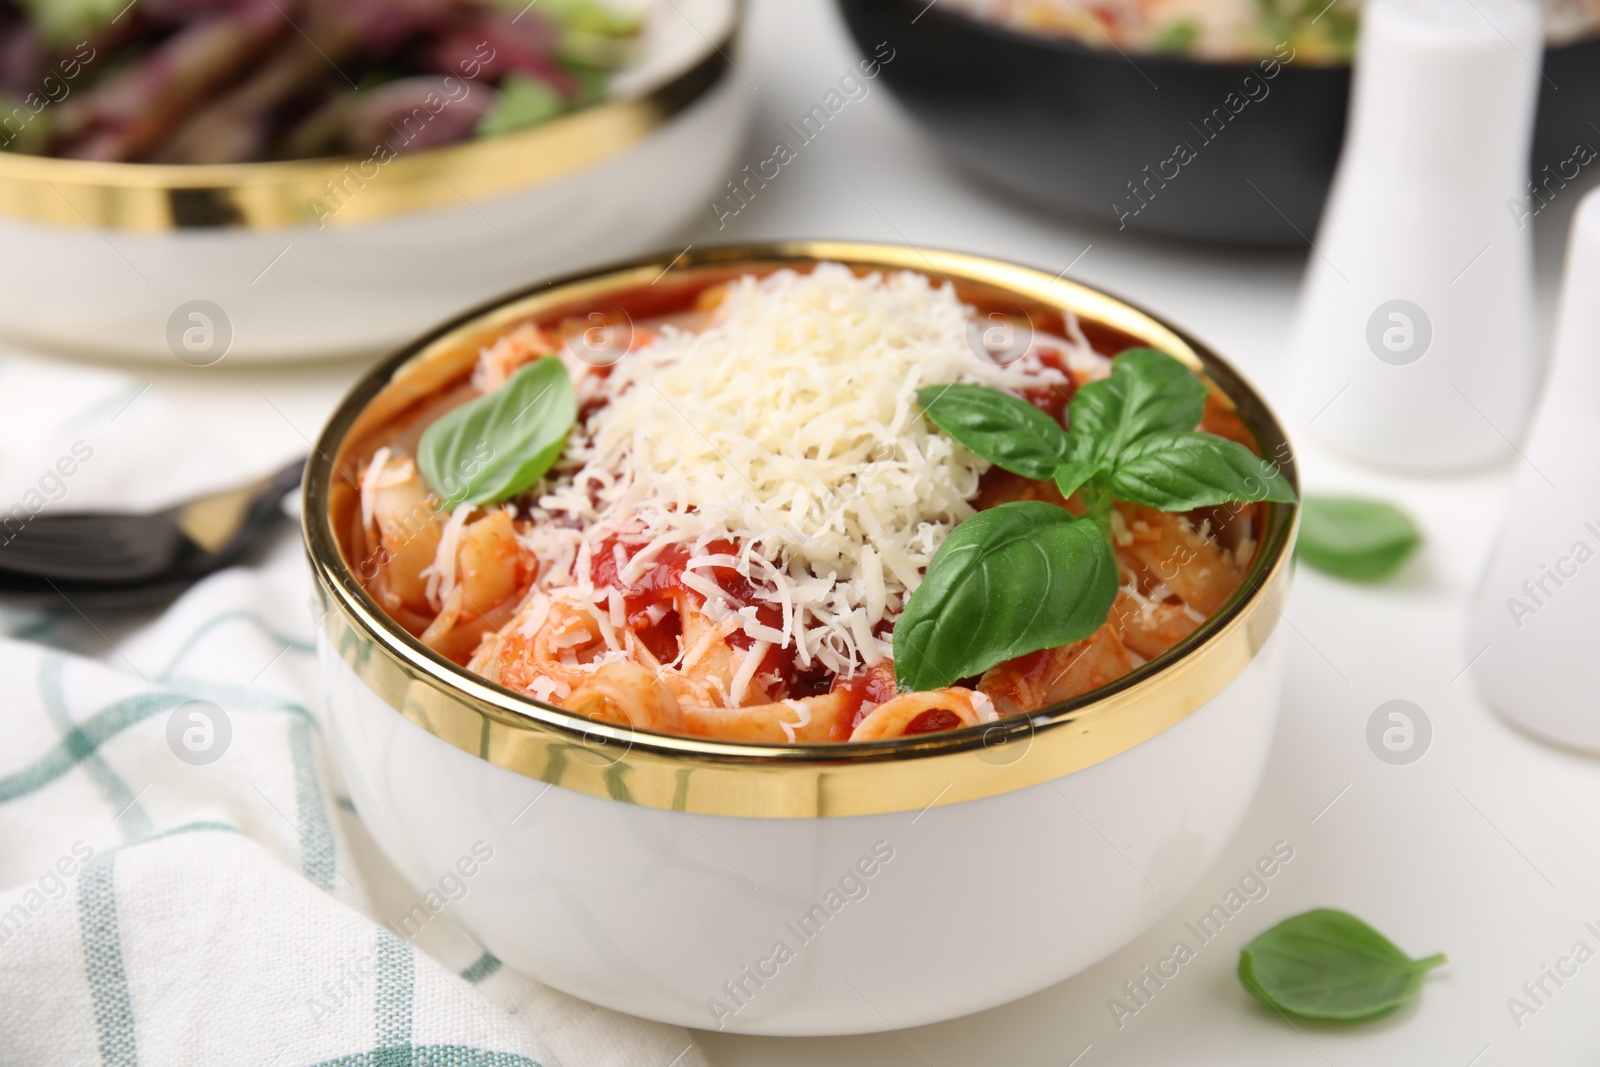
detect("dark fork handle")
[210,457,307,567]
[0,456,306,607]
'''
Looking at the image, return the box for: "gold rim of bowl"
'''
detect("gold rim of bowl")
[0,16,737,233]
[303,241,1300,819]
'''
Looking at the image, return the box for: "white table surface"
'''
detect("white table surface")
[10,1,1600,1063]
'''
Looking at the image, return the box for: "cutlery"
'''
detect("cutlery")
[0,457,305,608]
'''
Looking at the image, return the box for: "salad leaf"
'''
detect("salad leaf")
[476,74,567,138]
[1154,19,1200,53]
[1239,909,1446,1021]
[0,95,52,154]
[526,0,645,35]
[17,0,123,44]
[418,356,576,507]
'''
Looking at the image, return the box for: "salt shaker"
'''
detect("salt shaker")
[1286,0,1542,471]
[1468,187,1600,751]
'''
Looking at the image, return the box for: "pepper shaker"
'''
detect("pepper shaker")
[1286,0,1542,471]
[1468,187,1600,750]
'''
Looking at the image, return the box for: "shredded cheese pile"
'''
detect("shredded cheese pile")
[513,264,1094,677]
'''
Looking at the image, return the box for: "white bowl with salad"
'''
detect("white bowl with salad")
[0,0,749,361]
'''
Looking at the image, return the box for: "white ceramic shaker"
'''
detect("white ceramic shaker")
[1468,188,1600,751]
[1286,0,1542,471]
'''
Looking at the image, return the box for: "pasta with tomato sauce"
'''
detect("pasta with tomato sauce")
[352,264,1265,743]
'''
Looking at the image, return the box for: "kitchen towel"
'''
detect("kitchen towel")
[0,351,707,1067]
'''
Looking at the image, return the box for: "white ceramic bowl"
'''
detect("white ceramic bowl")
[304,242,1299,1036]
[0,0,747,363]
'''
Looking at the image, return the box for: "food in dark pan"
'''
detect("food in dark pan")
[941,0,1600,61]
[946,0,1360,61]
[837,0,1600,244]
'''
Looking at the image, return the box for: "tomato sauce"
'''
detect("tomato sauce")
[828,661,899,739]
[974,647,1054,712]
[1015,347,1078,425]
[590,534,797,679]
[904,709,963,735]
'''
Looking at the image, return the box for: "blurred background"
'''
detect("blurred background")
[2,0,1595,454]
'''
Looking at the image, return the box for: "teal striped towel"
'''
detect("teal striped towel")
[0,353,706,1067]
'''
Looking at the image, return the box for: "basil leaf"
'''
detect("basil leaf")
[1109,431,1296,511]
[916,383,1071,480]
[1239,909,1447,1021]
[893,501,1119,692]
[1297,496,1421,582]
[1052,453,1102,501]
[1069,348,1208,460]
[418,356,577,507]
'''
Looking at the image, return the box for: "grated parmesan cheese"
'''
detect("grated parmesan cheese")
[729,640,770,705]
[420,503,476,610]
[506,264,1102,679]
[359,447,416,533]
[779,699,812,743]
[971,690,999,724]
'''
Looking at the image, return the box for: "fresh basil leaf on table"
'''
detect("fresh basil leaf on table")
[892,501,1119,693]
[419,356,577,507]
[1296,496,1422,582]
[1239,908,1447,1021]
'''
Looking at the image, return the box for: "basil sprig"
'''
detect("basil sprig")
[1297,496,1421,582]
[894,348,1295,693]
[418,356,577,507]
[923,348,1295,520]
[1239,909,1447,1021]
